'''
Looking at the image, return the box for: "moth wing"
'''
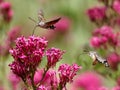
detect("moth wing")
[92,59,98,65]
[38,9,45,21]
[45,17,61,26]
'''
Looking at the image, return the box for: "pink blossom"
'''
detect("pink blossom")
[55,17,71,33]
[9,61,30,80]
[7,26,21,42]
[98,86,108,90]
[107,53,120,70]
[87,7,106,22]
[37,85,47,90]
[46,47,65,68]
[112,86,120,90]
[34,69,58,89]
[113,0,120,14]
[91,26,117,48]
[10,36,48,68]
[90,36,101,48]
[58,64,81,88]
[0,0,3,4]
[9,36,48,80]
[34,69,44,85]
[72,72,102,90]
[8,72,20,90]
[0,2,13,22]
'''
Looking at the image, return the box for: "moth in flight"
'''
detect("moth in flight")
[29,10,61,35]
[81,50,109,67]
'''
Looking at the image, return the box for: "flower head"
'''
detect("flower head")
[107,53,120,70]
[72,72,102,90]
[58,64,81,87]
[37,85,47,90]
[10,36,48,68]
[113,0,120,14]
[9,36,48,80]
[46,47,65,68]
[90,26,118,48]
[55,17,71,33]
[87,7,106,22]
[0,2,13,22]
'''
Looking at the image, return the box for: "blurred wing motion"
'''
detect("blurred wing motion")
[44,17,61,29]
[87,51,109,67]
[38,9,45,21]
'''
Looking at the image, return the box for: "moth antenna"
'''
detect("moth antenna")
[32,25,37,36]
[28,17,37,23]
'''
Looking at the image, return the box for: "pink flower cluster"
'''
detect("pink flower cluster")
[72,72,102,90]
[90,25,119,48]
[87,6,106,22]
[58,64,81,89]
[0,1,13,22]
[9,36,79,89]
[9,36,48,76]
[113,0,120,14]
[46,47,65,68]
[107,53,120,70]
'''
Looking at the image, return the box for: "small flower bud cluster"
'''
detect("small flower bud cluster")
[0,1,13,22]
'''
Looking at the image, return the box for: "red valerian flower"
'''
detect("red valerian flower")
[0,2,13,22]
[113,0,120,14]
[87,6,106,22]
[46,47,65,68]
[107,53,120,70]
[58,64,81,89]
[37,85,47,90]
[72,72,102,90]
[9,61,30,81]
[90,26,119,48]
[9,36,48,81]
[10,36,48,68]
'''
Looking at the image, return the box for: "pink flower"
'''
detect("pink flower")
[90,36,101,48]
[112,86,120,90]
[0,0,3,4]
[58,64,81,88]
[7,26,21,42]
[98,86,108,90]
[10,36,48,68]
[8,72,20,90]
[46,47,65,68]
[9,36,48,80]
[34,69,58,89]
[9,61,30,81]
[0,2,13,22]
[72,72,102,90]
[91,26,117,48]
[37,85,47,90]
[34,69,44,85]
[87,7,106,22]
[55,17,71,33]
[113,0,120,14]
[107,53,120,70]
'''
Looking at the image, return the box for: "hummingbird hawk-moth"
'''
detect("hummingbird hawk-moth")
[81,50,109,67]
[29,10,61,35]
